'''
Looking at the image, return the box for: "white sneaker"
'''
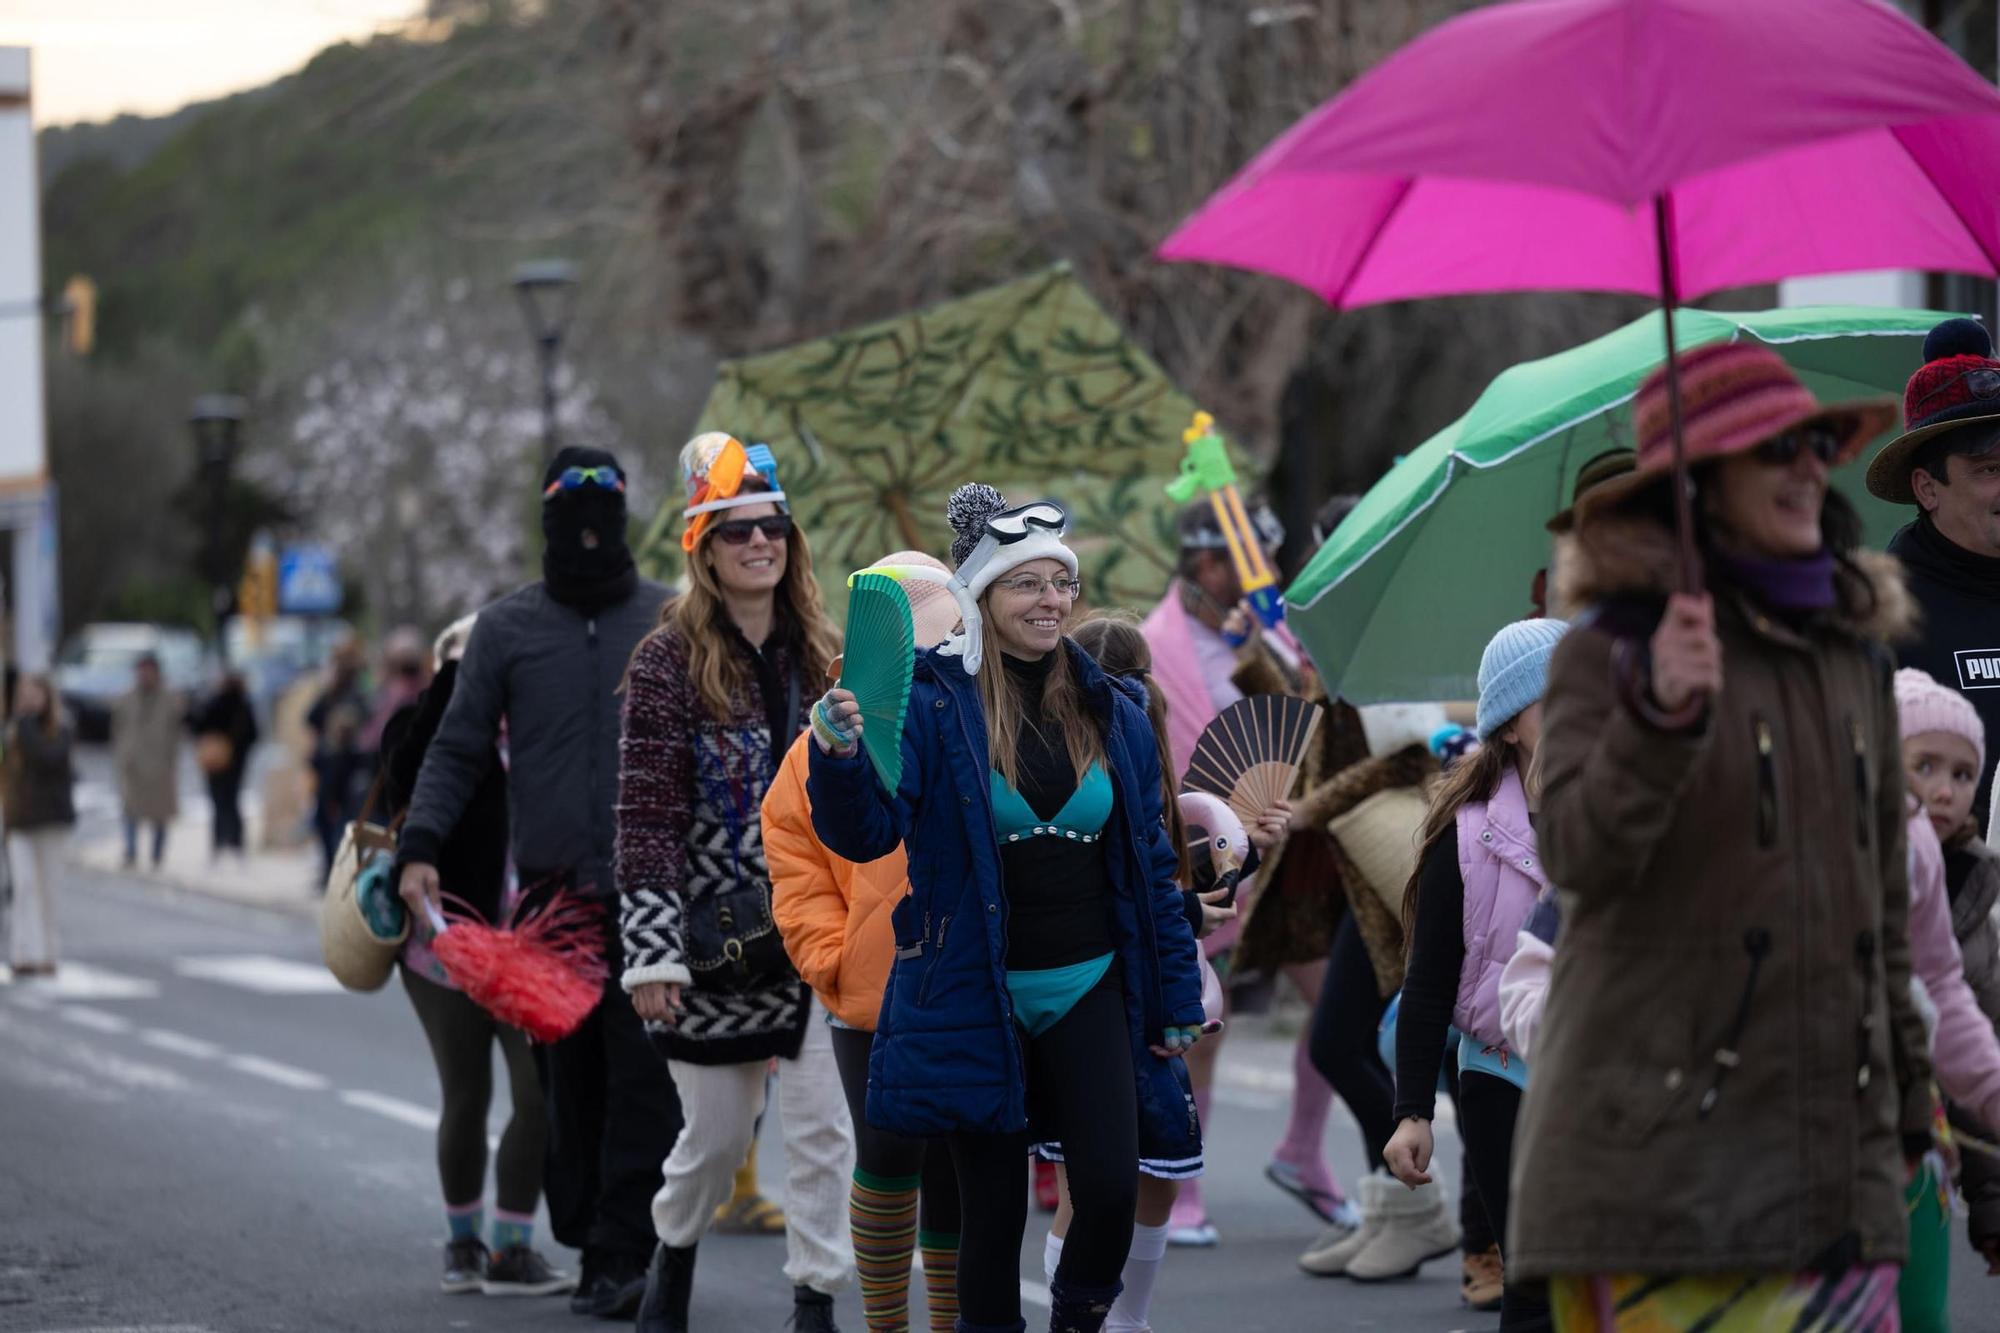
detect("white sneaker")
[1298,1174,1384,1276]
[1345,1177,1459,1282]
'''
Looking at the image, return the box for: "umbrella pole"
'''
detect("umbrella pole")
[1653,193,1699,594]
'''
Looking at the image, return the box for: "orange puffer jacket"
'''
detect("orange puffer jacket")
[764,732,908,1030]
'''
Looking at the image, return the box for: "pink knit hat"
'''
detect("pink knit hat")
[874,550,961,646]
[1895,668,1986,772]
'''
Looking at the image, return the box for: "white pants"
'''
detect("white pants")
[653,1000,854,1294]
[9,828,64,967]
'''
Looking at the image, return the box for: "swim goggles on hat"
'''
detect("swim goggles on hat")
[543,465,626,498]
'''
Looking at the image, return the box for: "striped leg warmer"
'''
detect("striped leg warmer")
[919,1229,961,1332]
[852,1168,921,1330]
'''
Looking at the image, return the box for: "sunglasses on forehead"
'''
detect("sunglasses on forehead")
[544,465,625,498]
[710,514,794,545]
[1911,366,2000,420]
[1753,424,1843,468]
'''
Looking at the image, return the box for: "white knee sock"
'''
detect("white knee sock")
[1105,1220,1171,1332]
[1043,1229,1064,1285]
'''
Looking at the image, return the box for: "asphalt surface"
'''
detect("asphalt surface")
[3,862,1998,1332]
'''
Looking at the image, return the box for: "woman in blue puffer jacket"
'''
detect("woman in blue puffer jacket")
[808,484,1209,1333]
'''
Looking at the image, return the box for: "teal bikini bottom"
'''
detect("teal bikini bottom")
[1005,953,1115,1037]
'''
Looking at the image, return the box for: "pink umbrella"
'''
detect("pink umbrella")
[1160,0,2000,596]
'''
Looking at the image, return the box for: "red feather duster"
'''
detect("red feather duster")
[425,890,608,1043]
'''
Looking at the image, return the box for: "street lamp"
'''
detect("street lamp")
[189,393,247,636]
[512,258,577,456]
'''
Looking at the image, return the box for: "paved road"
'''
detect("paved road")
[3,866,1997,1332]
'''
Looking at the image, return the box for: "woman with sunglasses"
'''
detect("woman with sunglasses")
[618,434,852,1333]
[809,484,1208,1333]
[1513,346,1933,1331]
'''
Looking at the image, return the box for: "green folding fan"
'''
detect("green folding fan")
[840,571,918,794]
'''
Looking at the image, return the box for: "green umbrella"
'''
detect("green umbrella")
[1285,305,1955,705]
[636,264,1245,620]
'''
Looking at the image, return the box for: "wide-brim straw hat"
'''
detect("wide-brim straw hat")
[1866,318,2000,506]
[1574,343,1897,523]
[1326,786,1429,919]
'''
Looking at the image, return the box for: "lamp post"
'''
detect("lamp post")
[189,393,247,639]
[511,259,577,456]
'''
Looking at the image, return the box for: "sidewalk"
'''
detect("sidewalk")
[68,809,323,918]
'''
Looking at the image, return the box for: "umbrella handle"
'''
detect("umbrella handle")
[1613,636,1705,731]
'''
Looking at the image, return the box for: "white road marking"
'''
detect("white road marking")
[340,1089,440,1131]
[226,1053,329,1090]
[139,1028,222,1060]
[58,1005,133,1035]
[1020,1278,1052,1308]
[174,954,343,994]
[22,961,159,1000]
[29,1325,218,1332]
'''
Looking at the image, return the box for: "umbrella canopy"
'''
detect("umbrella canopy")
[636,265,1239,618]
[1158,0,2000,306]
[1285,305,1955,705]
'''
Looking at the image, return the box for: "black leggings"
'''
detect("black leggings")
[952,969,1138,1325]
[830,1023,962,1235]
[1308,914,1396,1166]
[1457,1070,1550,1330]
[402,965,546,1215]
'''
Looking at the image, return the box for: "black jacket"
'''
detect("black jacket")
[1889,517,2000,834]
[2,719,74,831]
[383,661,508,923]
[191,690,259,779]
[399,578,671,894]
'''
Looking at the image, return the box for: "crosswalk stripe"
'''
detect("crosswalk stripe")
[174,955,343,994]
[339,1089,439,1131]
[225,1053,329,1090]
[59,1006,133,1035]
[139,1029,222,1060]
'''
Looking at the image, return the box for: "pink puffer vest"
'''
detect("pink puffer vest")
[1453,764,1547,1048]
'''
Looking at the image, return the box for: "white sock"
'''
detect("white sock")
[1105,1221,1171,1332]
[1043,1229,1064,1286]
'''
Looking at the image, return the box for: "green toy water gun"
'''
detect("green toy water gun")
[1166,412,1283,628]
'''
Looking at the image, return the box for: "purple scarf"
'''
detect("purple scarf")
[1711,546,1838,613]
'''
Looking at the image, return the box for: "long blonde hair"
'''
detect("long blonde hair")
[658,492,841,720]
[1071,613,1189,889]
[979,604,1106,792]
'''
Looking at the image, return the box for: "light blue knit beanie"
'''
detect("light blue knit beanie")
[1475,618,1571,740]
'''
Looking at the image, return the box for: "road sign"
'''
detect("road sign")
[277,544,342,615]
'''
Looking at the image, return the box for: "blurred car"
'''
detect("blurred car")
[54,623,208,741]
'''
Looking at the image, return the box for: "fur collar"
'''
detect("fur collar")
[1552,509,1916,644]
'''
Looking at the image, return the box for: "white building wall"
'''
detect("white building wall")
[0,48,56,670]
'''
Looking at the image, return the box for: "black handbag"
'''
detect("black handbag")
[683,671,800,994]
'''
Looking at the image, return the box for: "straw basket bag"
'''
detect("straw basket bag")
[1326,786,1429,918]
[319,782,409,992]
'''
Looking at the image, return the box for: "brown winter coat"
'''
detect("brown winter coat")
[113,686,182,824]
[1511,509,1932,1279]
[1229,648,1369,974]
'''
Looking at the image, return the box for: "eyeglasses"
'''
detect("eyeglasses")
[1753,425,1843,468]
[544,465,626,498]
[993,573,1082,599]
[710,514,794,545]
[1911,366,2000,421]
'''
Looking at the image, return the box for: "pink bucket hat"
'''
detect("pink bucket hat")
[1895,667,1986,773]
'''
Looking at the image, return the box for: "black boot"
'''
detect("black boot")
[634,1242,696,1333]
[952,1320,1026,1333]
[788,1284,839,1332]
[1046,1277,1121,1333]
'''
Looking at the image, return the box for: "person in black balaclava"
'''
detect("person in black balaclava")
[397,446,684,1318]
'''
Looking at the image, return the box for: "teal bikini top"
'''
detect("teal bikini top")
[989,762,1112,844]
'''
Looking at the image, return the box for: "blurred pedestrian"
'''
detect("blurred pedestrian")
[767,549,966,1333]
[3,675,75,975]
[1520,346,1929,1328]
[1869,318,2000,835]
[812,484,1209,1333]
[382,612,571,1298]
[191,670,258,857]
[395,445,681,1320]
[620,435,851,1333]
[112,652,180,870]
[1383,619,1568,1327]
[307,636,370,880]
[364,625,431,755]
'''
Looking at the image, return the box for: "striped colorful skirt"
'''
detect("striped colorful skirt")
[1550,1263,1901,1332]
